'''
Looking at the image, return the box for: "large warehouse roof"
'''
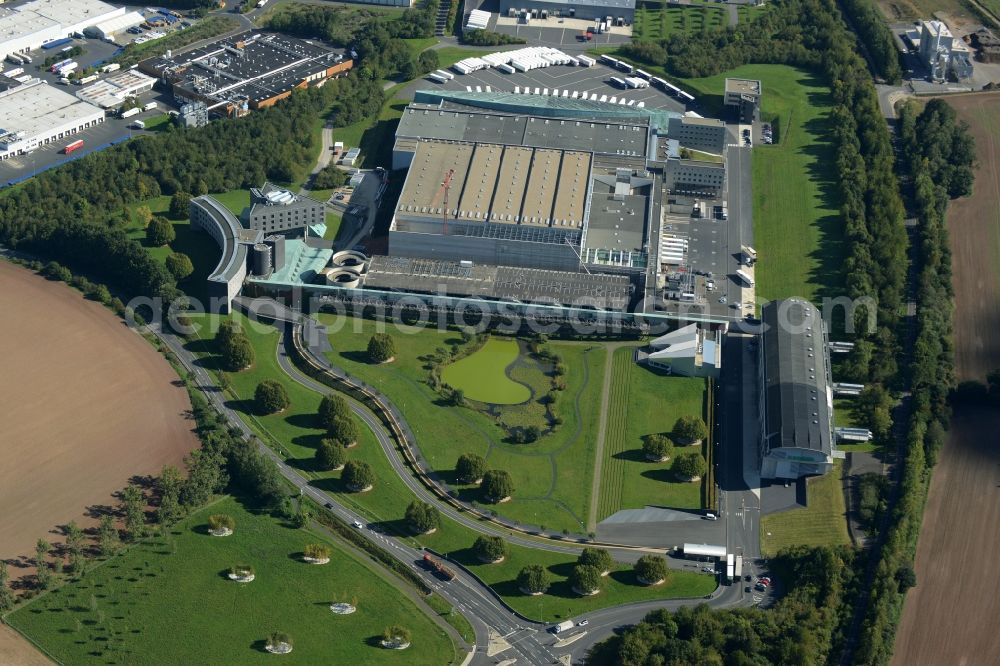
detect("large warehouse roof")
[0,80,102,146]
[761,299,832,455]
[397,103,652,157]
[396,139,591,228]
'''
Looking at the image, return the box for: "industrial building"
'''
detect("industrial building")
[916,20,973,82]
[643,324,722,378]
[178,100,209,128]
[82,10,144,41]
[667,116,727,155]
[75,69,155,109]
[0,0,124,61]
[140,31,352,117]
[0,80,104,160]
[757,299,835,479]
[246,183,326,236]
[724,78,760,122]
[498,0,635,23]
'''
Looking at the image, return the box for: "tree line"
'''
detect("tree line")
[839,0,903,84]
[0,69,383,304]
[850,98,972,665]
[589,545,858,664]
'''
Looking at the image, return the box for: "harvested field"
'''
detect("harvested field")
[893,93,1000,664]
[0,624,50,666]
[0,262,197,578]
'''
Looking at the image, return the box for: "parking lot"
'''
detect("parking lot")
[429,61,687,114]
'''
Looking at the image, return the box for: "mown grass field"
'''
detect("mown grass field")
[317,316,604,532]
[6,497,456,665]
[598,347,707,520]
[632,6,727,41]
[179,315,716,620]
[760,460,850,556]
[441,338,530,404]
[681,65,843,302]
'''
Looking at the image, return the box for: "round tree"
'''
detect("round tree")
[255,380,290,415]
[405,500,440,534]
[169,191,192,219]
[165,252,194,281]
[223,336,254,372]
[146,217,175,246]
[329,415,359,447]
[570,564,602,595]
[317,394,350,431]
[303,543,331,563]
[642,434,673,462]
[673,453,708,482]
[207,514,235,536]
[634,555,669,585]
[473,535,508,563]
[265,631,293,654]
[481,469,513,503]
[516,564,551,595]
[315,438,347,471]
[381,625,411,649]
[342,460,374,492]
[455,453,487,484]
[673,415,708,445]
[368,333,397,363]
[578,548,613,575]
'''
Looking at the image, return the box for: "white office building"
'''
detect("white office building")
[0,0,124,61]
[0,80,104,160]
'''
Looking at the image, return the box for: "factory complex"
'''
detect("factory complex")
[0,79,104,160]
[139,31,353,116]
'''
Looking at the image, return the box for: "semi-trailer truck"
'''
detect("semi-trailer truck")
[121,107,141,118]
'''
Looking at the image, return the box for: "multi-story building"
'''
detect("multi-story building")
[918,20,974,81]
[724,78,760,123]
[246,183,326,235]
[667,116,727,155]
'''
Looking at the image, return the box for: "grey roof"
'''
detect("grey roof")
[761,299,832,455]
[396,103,653,157]
[191,196,262,283]
[501,0,634,9]
[363,256,630,310]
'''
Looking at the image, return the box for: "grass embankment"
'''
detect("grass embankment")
[181,314,716,619]
[760,460,851,556]
[598,347,707,520]
[6,496,456,665]
[441,338,531,404]
[680,65,842,302]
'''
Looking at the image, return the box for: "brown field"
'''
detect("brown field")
[0,624,50,666]
[893,93,1000,665]
[0,261,197,575]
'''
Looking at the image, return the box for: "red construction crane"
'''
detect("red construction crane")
[439,168,455,233]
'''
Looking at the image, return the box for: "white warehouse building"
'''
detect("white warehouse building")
[0,0,125,61]
[0,80,104,160]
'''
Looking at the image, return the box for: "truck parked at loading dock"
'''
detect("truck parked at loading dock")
[121,107,140,118]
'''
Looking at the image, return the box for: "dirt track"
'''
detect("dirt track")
[0,262,197,574]
[893,94,1000,665]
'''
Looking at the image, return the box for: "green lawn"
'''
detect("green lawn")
[142,113,172,132]
[760,460,851,556]
[632,6,727,41]
[598,347,707,520]
[737,4,769,25]
[433,47,491,69]
[324,211,344,241]
[6,497,457,665]
[441,338,531,404]
[681,65,843,302]
[317,316,604,532]
[832,397,878,453]
[181,315,716,620]
[210,189,252,218]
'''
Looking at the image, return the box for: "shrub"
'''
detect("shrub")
[473,535,507,563]
[405,500,440,533]
[342,460,374,491]
[455,453,487,484]
[165,252,194,280]
[382,625,411,646]
[673,453,707,481]
[267,631,292,649]
[570,564,602,594]
[145,217,175,246]
[303,543,331,560]
[481,469,513,503]
[634,555,669,584]
[517,564,551,594]
[315,438,347,470]
[254,380,289,415]
[578,548,613,574]
[673,415,708,444]
[368,333,396,363]
[207,514,235,532]
[642,433,673,461]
